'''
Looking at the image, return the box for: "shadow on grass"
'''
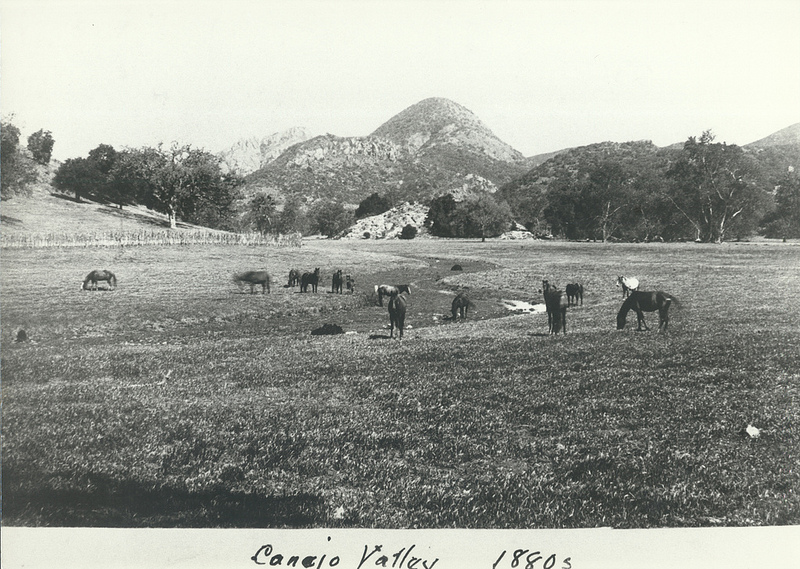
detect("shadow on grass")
[95,205,170,228]
[4,470,327,528]
[50,192,82,202]
[1,214,24,226]
[368,334,393,340]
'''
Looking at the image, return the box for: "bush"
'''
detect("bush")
[399,225,418,240]
[355,192,392,219]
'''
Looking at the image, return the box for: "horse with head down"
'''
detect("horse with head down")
[287,269,301,288]
[375,284,411,306]
[388,292,407,339]
[617,290,678,332]
[542,279,568,334]
[300,268,320,293]
[234,271,271,294]
[82,270,117,291]
[451,292,475,320]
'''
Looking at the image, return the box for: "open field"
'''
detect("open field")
[2,239,800,528]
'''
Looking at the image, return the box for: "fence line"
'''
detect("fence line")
[1,230,303,249]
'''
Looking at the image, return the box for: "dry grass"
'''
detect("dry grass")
[2,239,799,528]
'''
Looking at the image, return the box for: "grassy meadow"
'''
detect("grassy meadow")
[2,238,799,528]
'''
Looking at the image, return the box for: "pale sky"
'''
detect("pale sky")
[2,0,799,161]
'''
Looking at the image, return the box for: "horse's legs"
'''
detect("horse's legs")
[636,309,648,331]
[659,307,669,331]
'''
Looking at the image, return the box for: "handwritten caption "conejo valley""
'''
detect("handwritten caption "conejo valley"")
[251,537,572,569]
[251,540,437,569]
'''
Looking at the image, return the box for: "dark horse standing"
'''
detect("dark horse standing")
[300,268,320,293]
[565,283,584,306]
[388,292,407,339]
[287,269,301,288]
[617,290,678,332]
[82,270,117,291]
[375,284,411,306]
[451,292,475,320]
[331,270,343,294]
[234,271,271,294]
[542,280,568,334]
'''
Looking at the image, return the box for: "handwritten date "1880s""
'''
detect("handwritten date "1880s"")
[492,549,572,569]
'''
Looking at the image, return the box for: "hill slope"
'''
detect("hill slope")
[241,97,529,206]
[745,123,800,148]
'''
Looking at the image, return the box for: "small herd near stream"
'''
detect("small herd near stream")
[80,266,679,339]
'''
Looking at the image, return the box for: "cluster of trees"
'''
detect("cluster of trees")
[425,193,512,240]
[53,142,241,230]
[1,117,54,199]
[761,172,800,238]
[244,194,353,237]
[501,133,799,243]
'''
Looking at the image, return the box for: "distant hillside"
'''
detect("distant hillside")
[243,134,407,205]
[241,97,529,207]
[219,127,313,175]
[745,123,800,148]
[500,140,667,202]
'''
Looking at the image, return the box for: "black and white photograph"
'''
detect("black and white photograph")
[2,1,799,567]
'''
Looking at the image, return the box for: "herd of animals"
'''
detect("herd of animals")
[81,268,679,339]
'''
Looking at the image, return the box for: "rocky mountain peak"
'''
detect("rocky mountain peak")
[371,97,524,163]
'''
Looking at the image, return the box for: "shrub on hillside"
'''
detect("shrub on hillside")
[355,192,392,219]
[399,224,418,239]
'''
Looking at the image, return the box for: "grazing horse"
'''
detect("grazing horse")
[542,280,568,334]
[451,293,475,320]
[82,270,116,291]
[375,284,411,306]
[565,283,584,306]
[388,292,407,339]
[345,274,355,294]
[234,271,271,294]
[617,276,639,298]
[300,268,320,293]
[331,270,343,294]
[287,269,301,287]
[616,290,679,332]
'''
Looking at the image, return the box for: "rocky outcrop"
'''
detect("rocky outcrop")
[340,202,430,240]
[286,135,402,167]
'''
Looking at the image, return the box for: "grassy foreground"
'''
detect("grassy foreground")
[2,239,799,528]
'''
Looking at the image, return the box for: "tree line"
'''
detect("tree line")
[500,133,800,243]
